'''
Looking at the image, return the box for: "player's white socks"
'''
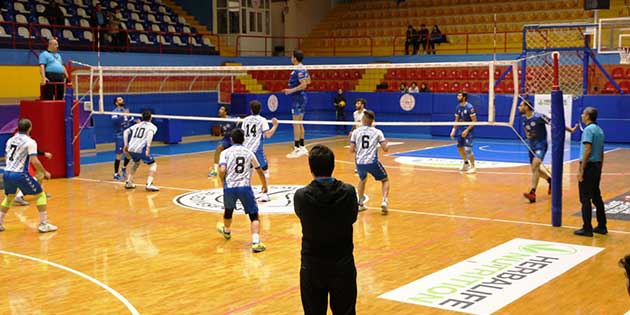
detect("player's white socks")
[39,211,48,223]
[147,176,154,186]
[0,211,6,224]
[252,233,260,244]
[264,170,269,179]
[213,163,218,171]
[16,190,24,198]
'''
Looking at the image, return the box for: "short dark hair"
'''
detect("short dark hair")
[18,118,32,132]
[230,128,244,144]
[308,144,335,177]
[584,106,598,122]
[459,91,468,100]
[293,49,304,62]
[114,96,123,105]
[142,110,152,121]
[363,110,375,121]
[356,98,366,106]
[250,100,262,115]
[520,99,533,111]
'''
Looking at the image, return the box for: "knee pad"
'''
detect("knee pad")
[36,192,47,206]
[224,208,234,219]
[1,196,14,207]
[464,146,472,156]
[248,212,259,221]
[149,163,157,172]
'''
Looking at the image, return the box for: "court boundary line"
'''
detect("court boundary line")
[0,250,140,315]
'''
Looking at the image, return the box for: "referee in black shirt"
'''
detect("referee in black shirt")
[294,144,359,315]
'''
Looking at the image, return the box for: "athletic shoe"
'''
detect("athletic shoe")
[252,242,266,253]
[216,222,231,240]
[125,182,136,189]
[358,204,367,211]
[208,170,218,177]
[38,222,58,233]
[354,169,358,173]
[574,228,593,237]
[0,224,5,232]
[523,191,536,203]
[13,196,28,206]
[466,167,476,174]
[286,147,302,159]
[121,168,127,178]
[113,173,124,181]
[145,184,160,192]
[257,193,271,202]
[381,200,388,215]
[299,146,309,156]
[458,162,469,171]
[593,226,608,235]
[45,193,52,199]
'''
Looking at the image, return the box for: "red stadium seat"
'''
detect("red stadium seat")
[612,67,624,79]
[626,68,630,79]
[470,82,482,93]
[450,82,461,92]
[602,82,616,94]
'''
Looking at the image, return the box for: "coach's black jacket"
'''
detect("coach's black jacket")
[294,178,358,263]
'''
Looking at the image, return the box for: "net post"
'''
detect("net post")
[488,63,495,123]
[64,83,75,178]
[98,66,104,112]
[550,51,564,227]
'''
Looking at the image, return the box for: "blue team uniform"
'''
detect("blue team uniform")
[522,112,549,162]
[219,117,236,149]
[454,102,476,147]
[288,66,309,116]
[112,107,132,154]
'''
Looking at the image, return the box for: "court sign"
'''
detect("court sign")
[573,191,630,221]
[379,238,602,315]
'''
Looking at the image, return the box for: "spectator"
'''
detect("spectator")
[418,24,429,54]
[45,1,65,26]
[90,3,108,46]
[294,144,358,315]
[419,82,430,93]
[399,83,407,93]
[429,25,443,54]
[408,82,419,93]
[333,89,348,135]
[39,39,68,100]
[404,25,416,55]
[108,7,125,50]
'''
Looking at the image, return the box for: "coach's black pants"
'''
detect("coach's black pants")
[43,72,65,100]
[335,110,347,134]
[579,161,606,231]
[300,255,357,315]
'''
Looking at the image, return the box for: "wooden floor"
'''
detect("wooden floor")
[1,137,629,315]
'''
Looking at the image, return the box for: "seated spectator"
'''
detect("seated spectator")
[430,25,445,55]
[419,82,430,93]
[408,82,419,93]
[399,83,407,93]
[418,24,429,54]
[405,25,416,55]
[91,3,108,46]
[45,1,65,27]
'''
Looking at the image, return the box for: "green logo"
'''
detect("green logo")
[519,243,577,255]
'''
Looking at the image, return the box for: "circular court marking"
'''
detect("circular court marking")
[393,156,526,169]
[0,250,139,315]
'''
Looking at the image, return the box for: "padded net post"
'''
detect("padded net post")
[550,52,565,227]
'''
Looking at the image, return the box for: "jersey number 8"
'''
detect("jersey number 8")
[235,156,245,174]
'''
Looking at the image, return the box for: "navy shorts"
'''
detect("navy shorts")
[223,186,259,214]
[114,135,125,154]
[129,151,155,164]
[291,93,307,116]
[457,134,473,147]
[219,138,232,150]
[528,142,548,162]
[356,161,388,181]
[3,171,43,195]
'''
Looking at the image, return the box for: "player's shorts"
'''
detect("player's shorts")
[223,186,259,214]
[219,138,232,150]
[291,93,307,116]
[528,141,548,162]
[114,135,125,154]
[255,150,268,170]
[3,171,43,195]
[356,161,388,181]
[457,133,474,147]
[129,151,155,164]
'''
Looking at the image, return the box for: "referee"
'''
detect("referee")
[39,39,68,100]
[574,107,607,237]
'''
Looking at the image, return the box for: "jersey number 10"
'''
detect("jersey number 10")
[134,127,146,138]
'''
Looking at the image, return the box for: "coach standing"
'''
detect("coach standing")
[574,107,607,237]
[39,38,68,100]
[294,144,359,315]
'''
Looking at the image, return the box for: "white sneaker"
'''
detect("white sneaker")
[358,204,367,211]
[299,146,309,156]
[38,222,58,233]
[145,184,160,192]
[458,162,470,171]
[125,182,136,189]
[257,193,271,202]
[466,167,476,174]
[286,147,302,158]
[381,200,388,215]
[13,196,29,206]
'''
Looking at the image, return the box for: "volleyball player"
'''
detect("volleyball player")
[450,92,477,174]
[216,128,269,253]
[209,106,237,177]
[283,49,311,158]
[242,100,278,201]
[1,118,58,233]
[112,96,133,181]
[350,110,390,214]
[351,98,367,134]
[123,110,160,192]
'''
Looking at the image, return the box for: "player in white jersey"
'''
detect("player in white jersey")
[241,100,278,201]
[0,118,58,233]
[350,110,390,215]
[352,98,366,133]
[216,128,269,253]
[123,110,160,191]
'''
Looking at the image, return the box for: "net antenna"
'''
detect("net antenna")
[619,46,630,64]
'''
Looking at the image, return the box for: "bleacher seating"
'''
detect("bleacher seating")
[0,0,218,55]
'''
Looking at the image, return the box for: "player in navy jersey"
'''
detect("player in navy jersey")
[1,118,58,233]
[209,106,238,177]
[350,110,390,214]
[283,49,311,158]
[216,128,269,253]
[450,92,477,174]
[111,96,134,181]
[519,99,577,202]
